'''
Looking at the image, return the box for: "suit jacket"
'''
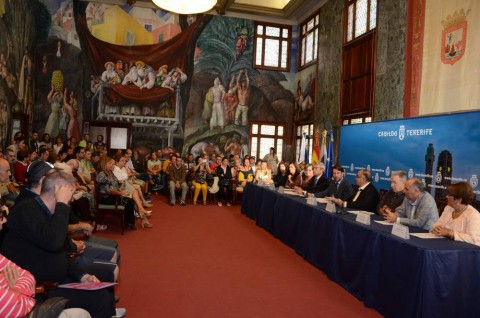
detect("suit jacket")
[307,174,329,193]
[396,191,439,230]
[345,182,379,212]
[315,178,353,201]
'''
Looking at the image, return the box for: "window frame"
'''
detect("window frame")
[249,121,286,163]
[253,21,292,72]
[298,10,320,70]
[344,0,377,44]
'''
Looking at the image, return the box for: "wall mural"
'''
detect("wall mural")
[184,16,295,158]
[1,0,296,156]
[295,64,316,123]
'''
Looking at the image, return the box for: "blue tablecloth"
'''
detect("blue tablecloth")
[241,183,480,318]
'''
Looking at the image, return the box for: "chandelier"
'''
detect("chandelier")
[151,0,217,14]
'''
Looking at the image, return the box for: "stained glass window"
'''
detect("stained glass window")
[254,22,291,71]
[299,11,320,69]
[345,0,377,43]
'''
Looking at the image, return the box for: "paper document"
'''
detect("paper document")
[374,220,393,226]
[348,210,374,216]
[410,233,445,239]
[59,282,117,290]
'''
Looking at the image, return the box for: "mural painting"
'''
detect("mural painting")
[184,16,295,159]
[2,0,296,159]
[294,64,316,123]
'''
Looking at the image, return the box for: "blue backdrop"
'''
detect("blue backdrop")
[339,111,480,200]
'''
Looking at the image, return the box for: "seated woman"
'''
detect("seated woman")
[216,157,234,206]
[113,155,153,228]
[255,160,273,184]
[294,164,314,194]
[237,157,254,189]
[96,156,137,230]
[431,182,480,246]
[147,151,163,191]
[191,156,211,205]
[285,162,301,189]
[273,161,288,187]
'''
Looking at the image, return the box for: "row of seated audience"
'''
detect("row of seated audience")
[1,131,480,318]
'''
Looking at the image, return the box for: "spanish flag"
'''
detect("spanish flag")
[311,129,321,163]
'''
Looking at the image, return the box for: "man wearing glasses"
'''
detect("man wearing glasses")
[333,169,379,213]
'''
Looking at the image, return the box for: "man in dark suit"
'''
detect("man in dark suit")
[306,162,329,194]
[333,169,379,212]
[316,164,353,200]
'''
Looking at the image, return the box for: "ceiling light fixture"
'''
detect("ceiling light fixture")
[151,0,217,15]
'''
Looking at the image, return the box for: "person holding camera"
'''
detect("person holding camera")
[192,156,211,206]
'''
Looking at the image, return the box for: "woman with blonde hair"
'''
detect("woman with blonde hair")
[96,156,137,230]
[192,156,211,205]
[113,155,153,228]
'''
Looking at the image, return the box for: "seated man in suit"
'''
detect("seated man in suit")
[306,162,329,194]
[332,169,379,212]
[318,164,353,200]
[376,170,406,215]
[384,178,438,230]
[1,170,120,318]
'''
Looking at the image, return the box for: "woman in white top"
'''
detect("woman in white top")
[255,160,272,184]
[431,182,480,246]
[114,155,153,228]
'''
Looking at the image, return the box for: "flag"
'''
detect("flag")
[311,129,320,163]
[298,132,306,164]
[320,130,327,165]
[325,131,335,179]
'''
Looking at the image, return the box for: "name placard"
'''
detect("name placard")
[391,223,410,240]
[355,212,371,225]
[268,182,276,190]
[306,196,317,206]
[278,186,284,194]
[325,201,336,213]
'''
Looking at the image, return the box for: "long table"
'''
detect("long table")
[241,183,480,318]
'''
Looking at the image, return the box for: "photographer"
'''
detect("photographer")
[192,156,211,206]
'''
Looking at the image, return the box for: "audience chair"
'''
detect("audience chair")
[93,186,125,234]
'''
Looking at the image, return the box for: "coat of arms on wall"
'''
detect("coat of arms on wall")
[441,9,470,65]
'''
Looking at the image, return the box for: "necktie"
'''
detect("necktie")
[352,188,362,202]
[335,182,339,190]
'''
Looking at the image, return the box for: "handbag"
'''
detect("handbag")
[206,173,214,187]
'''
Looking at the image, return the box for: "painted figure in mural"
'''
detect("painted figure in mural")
[208,77,226,130]
[101,61,118,84]
[56,40,61,58]
[224,74,238,125]
[240,136,249,159]
[155,65,168,87]
[122,63,138,85]
[64,88,81,141]
[90,75,101,93]
[295,75,314,118]
[224,134,242,156]
[136,61,156,90]
[18,49,33,112]
[235,69,250,126]
[202,89,213,126]
[45,84,64,139]
[115,60,125,83]
[162,67,187,91]
[235,26,249,59]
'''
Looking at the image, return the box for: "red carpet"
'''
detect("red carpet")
[97,194,381,317]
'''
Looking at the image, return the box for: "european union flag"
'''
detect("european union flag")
[326,131,334,179]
